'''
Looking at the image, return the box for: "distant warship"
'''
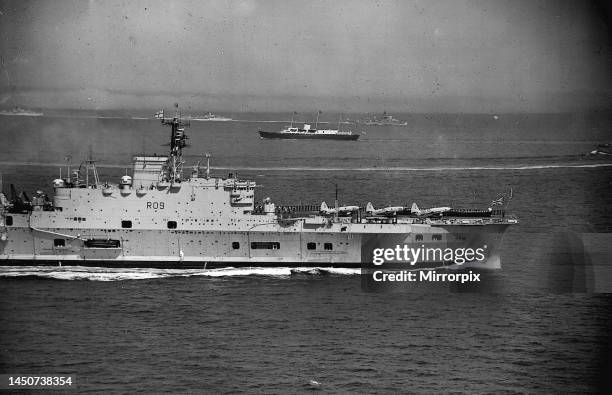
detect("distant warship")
[0,106,516,268]
[0,107,44,117]
[360,111,407,126]
[192,112,232,121]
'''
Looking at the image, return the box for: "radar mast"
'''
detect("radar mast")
[155,103,190,184]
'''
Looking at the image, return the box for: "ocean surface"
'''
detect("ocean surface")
[1,111,611,393]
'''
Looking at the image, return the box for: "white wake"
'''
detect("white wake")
[0,266,360,282]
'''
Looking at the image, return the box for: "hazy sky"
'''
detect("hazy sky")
[0,0,611,112]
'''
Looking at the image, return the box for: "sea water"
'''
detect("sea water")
[1,112,611,392]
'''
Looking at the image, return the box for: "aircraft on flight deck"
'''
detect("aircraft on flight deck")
[365,202,405,216]
[410,203,451,217]
[320,201,359,215]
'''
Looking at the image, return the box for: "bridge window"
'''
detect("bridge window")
[5,216,12,226]
[324,242,333,250]
[251,242,280,250]
[121,220,132,229]
[432,234,442,241]
[54,239,65,247]
[167,221,177,229]
[415,234,423,241]
[307,242,316,250]
[232,242,240,249]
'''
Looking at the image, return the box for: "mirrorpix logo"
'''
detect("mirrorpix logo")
[366,244,486,284]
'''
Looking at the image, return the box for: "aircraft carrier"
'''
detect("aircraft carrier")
[0,108,517,269]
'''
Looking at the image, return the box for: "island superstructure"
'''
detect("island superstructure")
[0,107,516,268]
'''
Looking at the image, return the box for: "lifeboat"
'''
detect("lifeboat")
[102,186,114,196]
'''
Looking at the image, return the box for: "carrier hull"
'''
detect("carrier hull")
[1,215,509,270]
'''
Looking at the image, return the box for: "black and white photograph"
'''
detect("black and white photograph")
[1,0,611,392]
